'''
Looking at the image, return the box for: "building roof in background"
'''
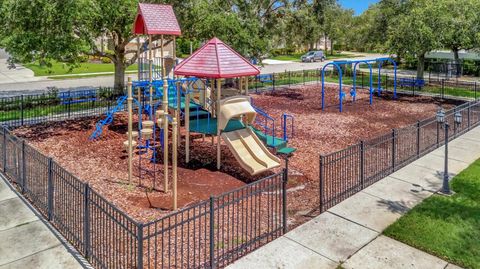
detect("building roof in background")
[133,3,181,36]
[174,37,260,79]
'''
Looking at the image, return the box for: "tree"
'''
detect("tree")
[438,0,480,74]
[387,0,443,78]
[0,0,193,90]
[323,3,354,55]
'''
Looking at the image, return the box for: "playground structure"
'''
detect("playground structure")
[321,58,398,112]
[89,4,294,210]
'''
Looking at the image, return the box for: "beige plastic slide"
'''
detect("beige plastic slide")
[221,128,281,175]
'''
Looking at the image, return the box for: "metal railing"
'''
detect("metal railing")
[0,126,287,269]
[319,100,480,212]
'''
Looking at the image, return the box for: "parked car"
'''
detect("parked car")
[301,51,326,62]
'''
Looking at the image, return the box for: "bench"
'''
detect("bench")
[256,74,273,84]
[59,90,97,105]
[399,78,425,88]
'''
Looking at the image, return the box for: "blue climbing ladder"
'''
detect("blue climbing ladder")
[89,96,127,140]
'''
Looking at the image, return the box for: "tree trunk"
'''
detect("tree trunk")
[330,39,334,56]
[453,48,461,77]
[113,61,126,93]
[416,53,426,79]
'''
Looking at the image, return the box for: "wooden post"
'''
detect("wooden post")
[239,77,243,95]
[216,79,222,170]
[164,110,169,192]
[245,77,249,96]
[176,82,181,142]
[185,93,190,163]
[172,118,178,210]
[127,77,133,184]
[149,35,153,109]
[161,34,169,192]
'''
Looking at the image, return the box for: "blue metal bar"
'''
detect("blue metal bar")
[353,61,373,105]
[321,62,344,112]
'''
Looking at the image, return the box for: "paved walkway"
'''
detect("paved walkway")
[228,127,480,269]
[0,175,87,269]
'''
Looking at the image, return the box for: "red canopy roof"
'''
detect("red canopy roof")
[133,3,181,36]
[174,37,260,79]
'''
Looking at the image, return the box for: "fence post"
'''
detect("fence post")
[83,184,90,258]
[441,79,445,99]
[21,140,26,194]
[137,222,144,269]
[468,106,471,130]
[47,158,54,221]
[288,71,291,88]
[319,155,324,212]
[68,90,72,118]
[475,82,477,100]
[360,141,365,189]
[3,127,6,173]
[392,129,396,171]
[282,161,288,234]
[316,69,320,86]
[209,196,215,269]
[21,95,24,126]
[416,121,421,157]
[272,73,276,92]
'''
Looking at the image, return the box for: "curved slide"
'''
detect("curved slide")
[221,128,281,175]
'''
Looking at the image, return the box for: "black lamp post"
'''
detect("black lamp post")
[436,108,463,195]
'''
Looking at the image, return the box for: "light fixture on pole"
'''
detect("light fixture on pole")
[436,108,451,195]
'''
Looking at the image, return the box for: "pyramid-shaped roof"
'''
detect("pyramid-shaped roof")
[174,37,260,79]
[133,3,181,36]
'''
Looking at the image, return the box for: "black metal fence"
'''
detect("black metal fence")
[1,69,478,129]
[0,126,287,269]
[319,100,480,212]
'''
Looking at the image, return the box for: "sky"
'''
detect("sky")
[339,0,379,15]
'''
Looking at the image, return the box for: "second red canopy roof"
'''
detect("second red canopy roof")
[174,37,260,79]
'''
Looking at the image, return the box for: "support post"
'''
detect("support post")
[83,184,90,258]
[417,121,421,157]
[47,158,53,221]
[137,223,144,269]
[319,155,324,212]
[216,79,222,170]
[164,110,169,192]
[272,73,276,91]
[2,127,6,173]
[185,93,190,163]
[467,106,471,130]
[442,123,450,194]
[172,118,178,210]
[127,77,133,184]
[209,196,215,269]
[149,35,153,110]
[245,76,249,96]
[282,160,288,234]
[360,141,365,189]
[20,95,24,126]
[392,129,396,171]
[21,140,26,193]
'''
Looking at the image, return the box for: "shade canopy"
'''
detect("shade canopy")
[133,3,181,36]
[174,37,260,79]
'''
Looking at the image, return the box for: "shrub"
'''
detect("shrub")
[101,57,112,64]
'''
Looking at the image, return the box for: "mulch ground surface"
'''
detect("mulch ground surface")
[12,84,458,225]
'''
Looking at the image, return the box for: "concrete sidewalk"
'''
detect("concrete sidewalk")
[0,176,87,269]
[228,127,480,269]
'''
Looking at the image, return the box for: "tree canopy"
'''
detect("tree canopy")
[0,0,479,87]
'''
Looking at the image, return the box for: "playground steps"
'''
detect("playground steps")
[250,126,287,150]
[89,95,127,140]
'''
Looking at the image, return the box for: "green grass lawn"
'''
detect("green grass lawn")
[24,61,138,76]
[384,159,480,269]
